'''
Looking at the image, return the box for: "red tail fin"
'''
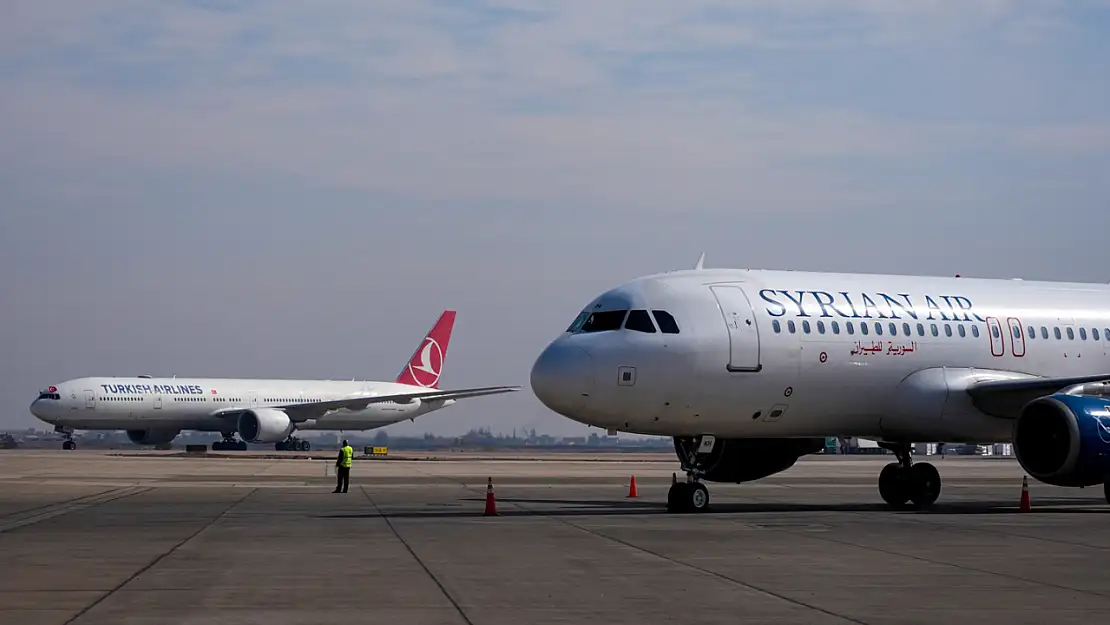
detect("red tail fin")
[395,310,456,388]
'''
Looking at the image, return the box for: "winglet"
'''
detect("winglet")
[694,252,706,270]
[395,310,456,389]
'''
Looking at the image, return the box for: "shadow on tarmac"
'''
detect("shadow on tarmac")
[317,496,1110,519]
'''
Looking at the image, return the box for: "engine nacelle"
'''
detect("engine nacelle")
[675,437,826,483]
[237,408,295,443]
[126,429,180,445]
[1013,393,1110,487]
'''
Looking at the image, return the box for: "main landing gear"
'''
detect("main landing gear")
[877,441,941,509]
[212,433,248,452]
[667,436,712,513]
[56,426,76,450]
[276,436,310,452]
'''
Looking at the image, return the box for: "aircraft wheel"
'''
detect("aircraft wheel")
[689,482,710,512]
[878,462,909,508]
[236,441,248,451]
[212,441,225,451]
[275,441,287,452]
[62,440,76,451]
[300,440,311,452]
[666,482,689,512]
[908,462,941,508]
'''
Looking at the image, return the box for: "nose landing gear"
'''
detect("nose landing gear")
[877,441,941,509]
[55,426,76,450]
[667,436,714,513]
[667,473,710,513]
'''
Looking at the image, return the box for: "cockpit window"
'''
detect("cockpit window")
[37,392,60,400]
[624,309,657,333]
[651,310,680,334]
[579,310,628,333]
[566,312,590,333]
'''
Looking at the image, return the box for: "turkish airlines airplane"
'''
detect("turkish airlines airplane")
[31,310,519,451]
[530,256,1110,512]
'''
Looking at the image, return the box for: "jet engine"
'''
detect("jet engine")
[1013,393,1110,487]
[675,436,826,483]
[237,408,295,443]
[126,429,181,445]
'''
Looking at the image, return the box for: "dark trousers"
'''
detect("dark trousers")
[335,466,350,492]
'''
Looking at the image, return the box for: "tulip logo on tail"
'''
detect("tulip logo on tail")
[396,310,455,388]
[407,338,444,388]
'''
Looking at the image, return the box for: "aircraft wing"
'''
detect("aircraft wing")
[208,385,521,422]
[273,385,521,420]
[967,373,1110,418]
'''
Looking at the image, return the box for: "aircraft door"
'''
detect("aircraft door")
[153,395,162,410]
[84,390,95,409]
[249,392,258,408]
[709,285,761,372]
[985,317,1005,357]
[1006,317,1026,357]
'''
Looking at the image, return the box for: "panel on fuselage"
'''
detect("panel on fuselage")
[709,284,761,372]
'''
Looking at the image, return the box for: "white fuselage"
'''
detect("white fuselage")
[30,377,453,434]
[530,268,1110,443]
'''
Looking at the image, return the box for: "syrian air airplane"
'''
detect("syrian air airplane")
[31,310,519,451]
[530,255,1110,513]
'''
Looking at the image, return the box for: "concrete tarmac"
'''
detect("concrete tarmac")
[2,450,1110,624]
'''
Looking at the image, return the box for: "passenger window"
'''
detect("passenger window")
[1095,328,1102,341]
[788,320,796,333]
[580,310,627,333]
[846,322,855,335]
[945,325,952,337]
[832,321,840,334]
[651,310,680,334]
[802,320,811,334]
[889,322,897,335]
[931,324,939,337]
[992,325,1000,339]
[817,320,825,334]
[624,310,657,333]
[1012,325,1021,339]
[917,323,925,336]
[1080,327,1088,341]
[1054,327,1062,340]
[860,323,869,335]
[1027,326,1035,339]
[902,323,911,336]
[772,319,781,333]
[874,322,882,335]
[972,325,980,338]
[958,325,966,337]
[1067,327,1075,340]
[1041,326,1049,339]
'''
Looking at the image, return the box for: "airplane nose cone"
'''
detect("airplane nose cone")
[530,343,595,416]
[29,399,42,418]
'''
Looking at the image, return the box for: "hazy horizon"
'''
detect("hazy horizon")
[3,1,1109,436]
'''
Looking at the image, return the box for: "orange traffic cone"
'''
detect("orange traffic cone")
[627,475,638,498]
[1019,476,1031,512]
[483,477,499,516]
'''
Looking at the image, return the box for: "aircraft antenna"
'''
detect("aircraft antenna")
[694,252,706,270]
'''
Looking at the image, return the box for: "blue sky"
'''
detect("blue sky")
[2,0,1109,434]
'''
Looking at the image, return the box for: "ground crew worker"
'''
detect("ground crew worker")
[334,439,353,493]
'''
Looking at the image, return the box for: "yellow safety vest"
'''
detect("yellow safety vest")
[340,446,354,468]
